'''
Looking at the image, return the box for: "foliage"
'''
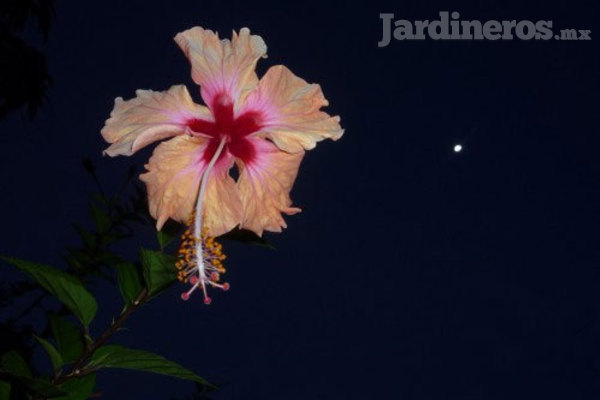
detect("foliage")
[0,160,218,400]
[0,154,272,399]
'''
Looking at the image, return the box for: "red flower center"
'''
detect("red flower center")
[187,94,263,164]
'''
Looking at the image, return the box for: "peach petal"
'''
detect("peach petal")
[101,85,210,157]
[242,65,344,153]
[237,138,304,236]
[139,135,241,235]
[202,163,244,237]
[175,27,267,111]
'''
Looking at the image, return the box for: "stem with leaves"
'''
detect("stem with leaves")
[54,288,149,385]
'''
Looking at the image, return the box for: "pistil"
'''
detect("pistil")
[176,136,229,304]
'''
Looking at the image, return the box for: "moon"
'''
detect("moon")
[453,144,462,153]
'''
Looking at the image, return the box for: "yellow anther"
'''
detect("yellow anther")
[175,211,227,291]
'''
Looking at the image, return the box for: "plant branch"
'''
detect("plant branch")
[54,288,149,385]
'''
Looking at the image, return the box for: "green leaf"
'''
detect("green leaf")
[219,228,275,249]
[115,262,143,303]
[72,224,96,249]
[0,381,10,399]
[156,220,183,250]
[1,257,98,327]
[56,374,95,400]
[48,314,84,364]
[35,335,63,371]
[140,249,176,296]
[0,374,66,398]
[89,205,111,233]
[0,352,66,398]
[1,351,31,378]
[90,345,213,387]
[91,193,108,206]
[156,231,175,251]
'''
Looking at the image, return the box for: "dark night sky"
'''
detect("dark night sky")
[2,0,600,398]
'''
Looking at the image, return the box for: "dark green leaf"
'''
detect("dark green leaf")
[1,257,98,326]
[1,351,31,378]
[0,373,66,398]
[72,224,96,249]
[140,249,176,296]
[90,345,213,387]
[56,374,95,400]
[115,262,143,303]
[48,314,84,364]
[156,220,183,250]
[89,205,111,233]
[0,352,66,398]
[219,228,275,249]
[0,381,10,399]
[156,231,175,251]
[91,193,108,206]
[26,379,66,397]
[35,335,63,371]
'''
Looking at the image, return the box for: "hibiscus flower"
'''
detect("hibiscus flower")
[101,27,343,303]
